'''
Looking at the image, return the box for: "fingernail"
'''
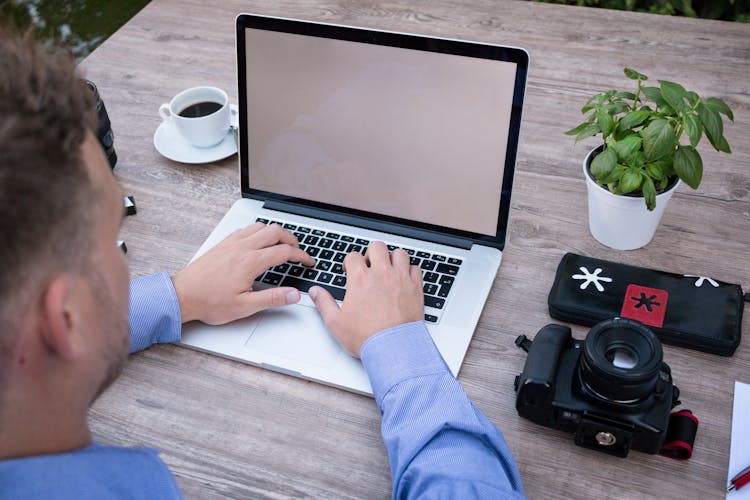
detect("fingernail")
[287,290,300,303]
[308,286,318,300]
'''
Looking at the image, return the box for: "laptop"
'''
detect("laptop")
[180,13,529,395]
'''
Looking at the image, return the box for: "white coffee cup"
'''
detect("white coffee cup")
[159,86,230,148]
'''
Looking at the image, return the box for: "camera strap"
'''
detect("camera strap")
[658,409,699,460]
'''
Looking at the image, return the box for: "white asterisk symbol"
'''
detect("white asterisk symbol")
[571,266,613,292]
[684,275,719,287]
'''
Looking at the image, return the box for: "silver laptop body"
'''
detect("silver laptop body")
[180,14,529,395]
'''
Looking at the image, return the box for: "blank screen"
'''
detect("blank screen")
[244,28,517,236]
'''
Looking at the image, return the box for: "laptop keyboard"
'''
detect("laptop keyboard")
[253,218,463,324]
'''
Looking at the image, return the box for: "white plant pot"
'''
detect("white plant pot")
[584,147,680,251]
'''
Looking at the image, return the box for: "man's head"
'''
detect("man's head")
[0,28,130,452]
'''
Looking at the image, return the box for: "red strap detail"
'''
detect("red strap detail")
[672,409,699,426]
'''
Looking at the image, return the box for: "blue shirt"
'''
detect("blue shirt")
[0,272,524,499]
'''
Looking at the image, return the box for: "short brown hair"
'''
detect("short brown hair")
[0,27,98,332]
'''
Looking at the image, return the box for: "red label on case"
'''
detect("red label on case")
[620,284,668,328]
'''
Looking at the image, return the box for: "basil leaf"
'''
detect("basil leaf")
[673,145,703,189]
[643,118,676,161]
[642,176,657,211]
[704,97,734,121]
[590,147,617,181]
[682,113,702,147]
[619,168,643,194]
[624,68,648,80]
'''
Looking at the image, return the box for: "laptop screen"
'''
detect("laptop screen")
[237,15,528,247]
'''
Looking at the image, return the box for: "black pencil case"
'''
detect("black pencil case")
[548,253,746,356]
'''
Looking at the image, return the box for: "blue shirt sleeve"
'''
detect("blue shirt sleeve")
[360,321,525,499]
[128,272,182,353]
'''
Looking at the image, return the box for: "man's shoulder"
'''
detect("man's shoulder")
[0,443,182,499]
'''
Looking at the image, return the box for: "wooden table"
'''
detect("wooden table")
[81,1,750,498]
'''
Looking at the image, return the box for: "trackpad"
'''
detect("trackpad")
[244,305,342,367]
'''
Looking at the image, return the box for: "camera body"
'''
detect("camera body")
[514,318,680,457]
[84,80,117,169]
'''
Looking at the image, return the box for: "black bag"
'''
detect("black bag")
[548,253,746,356]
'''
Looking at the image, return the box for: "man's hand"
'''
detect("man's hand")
[172,222,314,325]
[309,241,423,357]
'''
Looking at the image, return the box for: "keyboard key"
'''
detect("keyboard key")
[425,314,438,323]
[273,263,290,273]
[332,241,348,251]
[438,283,452,298]
[316,260,332,271]
[432,254,447,262]
[297,226,311,233]
[306,247,320,258]
[312,229,326,236]
[304,235,319,246]
[319,249,335,260]
[355,238,370,246]
[439,275,455,285]
[288,265,304,277]
[331,263,344,274]
[281,276,346,301]
[256,218,269,224]
[424,296,445,309]
[326,232,340,239]
[318,272,333,284]
[333,252,346,263]
[298,244,307,252]
[303,268,318,280]
[448,257,463,265]
[341,235,355,242]
[283,223,297,230]
[293,232,305,241]
[332,275,347,288]
[262,272,283,285]
[404,248,415,256]
[319,238,333,249]
[436,263,459,276]
[387,244,398,251]
[347,244,363,253]
[420,260,436,271]
[423,283,438,295]
[254,272,264,282]
[416,251,431,259]
[424,272,439,283]
[410,257,420,266]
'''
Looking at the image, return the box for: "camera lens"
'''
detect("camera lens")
[579,318,662,403]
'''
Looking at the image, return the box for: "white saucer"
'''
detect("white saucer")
[153,104,238,164]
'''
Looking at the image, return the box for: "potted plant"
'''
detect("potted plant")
[566,68,734,250]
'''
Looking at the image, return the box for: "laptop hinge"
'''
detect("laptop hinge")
[263,200,473,250]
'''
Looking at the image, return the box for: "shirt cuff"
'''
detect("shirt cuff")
[128,272,182,353]
[360,321,451,409]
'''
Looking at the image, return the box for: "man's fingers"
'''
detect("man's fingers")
[410,263,423,284]
[308,286,341,330]
[343,251,366,275]
[365,241,390,268]
[253,244,314,271]
[247,223,300,249]
[240,287,301,316]
[390,247,411,271]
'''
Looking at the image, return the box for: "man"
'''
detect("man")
[0,29,525,499]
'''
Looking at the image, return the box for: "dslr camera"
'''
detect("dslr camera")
[84,80,117,169]
[514,318,680,457]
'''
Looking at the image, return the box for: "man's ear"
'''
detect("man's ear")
[40,275,87,360]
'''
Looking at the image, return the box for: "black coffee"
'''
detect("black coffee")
[178,101,222,118]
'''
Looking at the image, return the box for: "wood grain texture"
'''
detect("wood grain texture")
[80,0,750,498]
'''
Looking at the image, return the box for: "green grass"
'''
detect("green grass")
[529,0,749,21]
[1,0,152,60]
